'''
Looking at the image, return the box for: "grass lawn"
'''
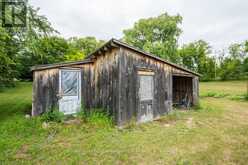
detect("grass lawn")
[0,81,248,164]
[200,80,248,100]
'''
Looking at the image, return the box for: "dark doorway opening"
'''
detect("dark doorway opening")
[172,75,193,108]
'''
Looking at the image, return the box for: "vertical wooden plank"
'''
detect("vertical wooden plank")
[192,76,199,105]
[32,68,59,116]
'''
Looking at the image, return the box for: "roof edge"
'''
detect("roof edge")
[86,38,200,76]
[31,59,93,71]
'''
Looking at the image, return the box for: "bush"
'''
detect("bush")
[41,108,65,123]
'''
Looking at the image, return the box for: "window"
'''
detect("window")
[139,75,154,101]
[61,71,79,96]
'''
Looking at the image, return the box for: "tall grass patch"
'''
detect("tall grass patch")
[77,108,113,128]
[41,107,65,123]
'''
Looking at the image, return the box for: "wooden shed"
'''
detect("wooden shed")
[31,39,200,125]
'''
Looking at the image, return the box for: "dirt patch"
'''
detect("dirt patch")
[155,118,176,127]
[64,119,81,125]
[186,117,194,128]
[14,145,30,160]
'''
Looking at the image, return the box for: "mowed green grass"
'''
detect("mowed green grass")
[0,81,248,164]
[200,80,248,100]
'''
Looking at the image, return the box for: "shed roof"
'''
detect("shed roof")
[87,39,201,76]
[31,38,200,76]
[31,59,93,71]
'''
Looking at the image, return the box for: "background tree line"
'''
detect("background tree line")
[123,13,248,81]
[1,0,248,89]
[0,0,104,88]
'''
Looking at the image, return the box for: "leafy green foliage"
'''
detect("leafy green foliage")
[67,36,105,59]
[41,108,65,123]
[218,42,248,80]
[123,13,182,63]
[0,0,56,85]
[178,40,215,81]
[0,28,16,88]
[17,36,105,80]
[11,35,103,80]
[17,36,69,79]
[122,13,248,81]
[0,1,105,83]
[219,58,243,80]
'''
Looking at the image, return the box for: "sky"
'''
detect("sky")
[29,0,248,51]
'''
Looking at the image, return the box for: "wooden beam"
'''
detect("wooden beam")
[138,70,155,76]
[110,42,119,48]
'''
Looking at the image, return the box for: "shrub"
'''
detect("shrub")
[41,108,65,123]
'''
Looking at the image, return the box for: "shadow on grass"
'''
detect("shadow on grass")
[0,102,31,122]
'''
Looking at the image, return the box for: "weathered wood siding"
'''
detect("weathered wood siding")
[81,64,94,109]
[91,48,120,122]
[192,76,199,106]
[117,47,198,125]
[32,64,94,116]
[32,68,59,115]
[32,44,199,126]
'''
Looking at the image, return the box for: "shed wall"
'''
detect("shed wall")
[117,47,199,125]
[91,48,120,122]
[32,46,199,126]
[192,76,199,105]
[32,64,94,115]
[32,68,59,115]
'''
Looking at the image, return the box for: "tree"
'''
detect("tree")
[219,58,242,80]
[16,36,105,80]
[218,42,248,80]
[0,0,57,86]
[178,40,215,81]
[0,28,16,88]
[123,13,182,62]
[17,36,69,79]
[65,37,105,61]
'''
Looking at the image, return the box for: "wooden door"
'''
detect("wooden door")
[137,71,154,123]
[59,69,81,115]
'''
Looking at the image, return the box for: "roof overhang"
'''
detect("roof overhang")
[31,59,93,71]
